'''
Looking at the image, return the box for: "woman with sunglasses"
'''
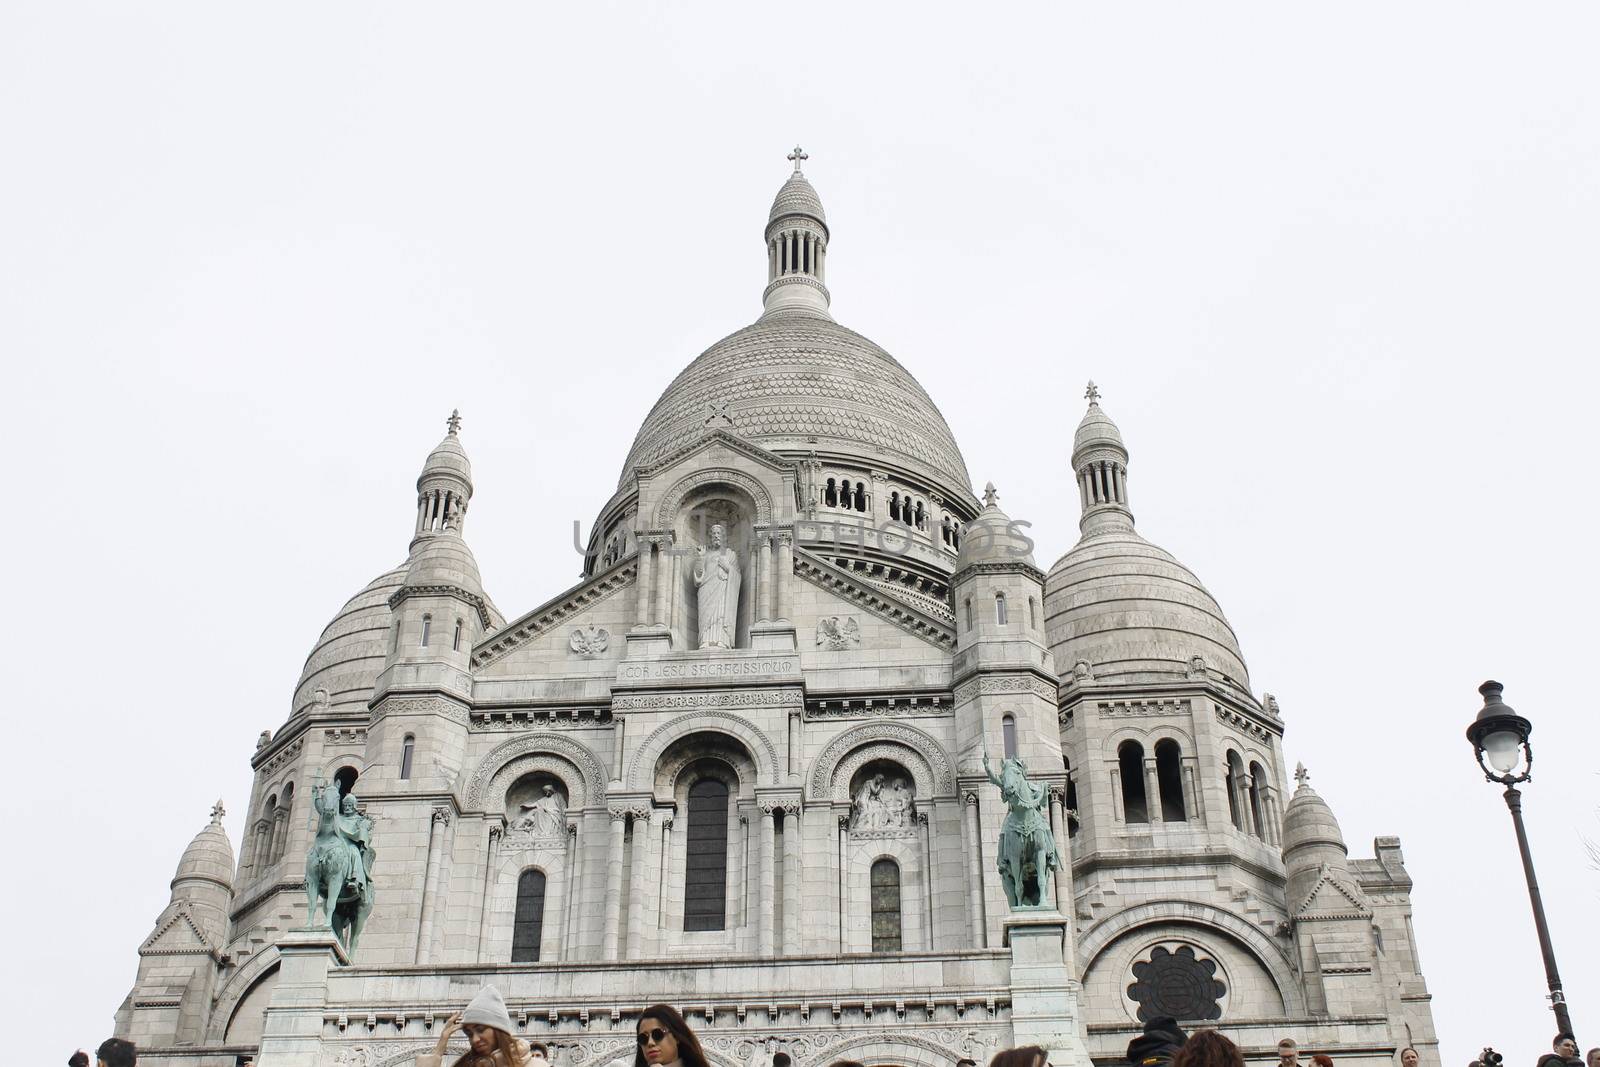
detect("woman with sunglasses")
[418,985,539,1067]
[634,1004,710,1067]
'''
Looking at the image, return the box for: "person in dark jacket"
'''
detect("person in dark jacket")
[1127,1017,1187,1067]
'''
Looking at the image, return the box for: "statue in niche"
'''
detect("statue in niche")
[693,522,742,649]
[851,772,913,831]
[511,783,567,837]
[983,750,1064,909]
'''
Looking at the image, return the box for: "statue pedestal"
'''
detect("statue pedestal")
[623,627,674,658]
[254,928,348,1067]
[1002,910,1091,1067]
[748,621,797,651]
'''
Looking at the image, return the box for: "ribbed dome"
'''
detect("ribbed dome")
[172,804,234,895]
[421,428,472,486]
[292,563,406,716]
[1074,402,1125,453]
[1044,527,1249,687]
[407,534,483,591]
[956,485,1036,569]
[619,316,972,497]
[769,173,827,227]
[1281,777,1347,859]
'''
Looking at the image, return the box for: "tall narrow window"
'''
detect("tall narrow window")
[965,598,974,631]
[870,858,902,952]
[1119,741,1149,823]
[1064,759,1079,838]
[452,618,464,651]
[1155,739,1187,821]
[995,592,1008,625]
[825,478,838,507]
[399,735,415,780]
[390,620,400,654]
[683,778,730,931]
[511,869,547,962]
[1247,761,1267,839]
[1002,714,1018,759]
[1028,597,1037,629]
[419,614,432,647]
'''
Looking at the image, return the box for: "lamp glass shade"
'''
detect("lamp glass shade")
[1482,729,1524,774]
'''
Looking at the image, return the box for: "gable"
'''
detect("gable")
[1295,866,1372,920]
[140,909,214,956]
[793,548,956,651]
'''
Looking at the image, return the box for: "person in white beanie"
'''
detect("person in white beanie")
[418,985,536,1067]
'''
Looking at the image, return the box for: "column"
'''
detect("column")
[917,811,935,948]
[651,534,672,627]
[633,538,653,627]
[756,534,773,623]
[787,711,801,778]
[416,808,450,963]
[758,805,777,956]
[774,532,793,620]
[781,807,801,954]
[768,240,776,281]
[1144,758,1163,824]
[562,822,580,958]
[476,824,502,961]
[1180,763,1200,823]
[602,809,626,960]
[836,815,849,952]
[962,791,985,947]
[1047,789,1070,915]
[626,808,653,958]
[1108,765,1125,822]
[657,817,674,928]
[817,241,826,283]
[270,810,289,864]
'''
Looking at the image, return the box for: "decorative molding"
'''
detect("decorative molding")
[805,693,950,720]
[653,465,777,528]
[464,733,609,811]
[794,550,955,650]
[809,721,955,800]
[612,688,802,713]
[377,696,468,724]
[469,707,613,731]
[472,561,636,670]
[1098,698,1191,719]
[953,673,1057,706]
[388,583,493,628]
[324,727,367,745]
[1216,705,1274,743]
[627,710,782,790]
[258,736,304,776]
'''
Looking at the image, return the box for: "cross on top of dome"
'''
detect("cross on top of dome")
[1294,762,1310,787]
[1085,380,1101,405]
[788,144,808,174]
[446,409,462,435]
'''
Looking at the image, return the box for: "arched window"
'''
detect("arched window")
[1063,758,1079,837]
[511,868,546,962]
[1001,714,1018,759]
[399,735,415,780]
[453,618,464,651]
[825,478,838,507]
[1247,761,1267,838]
[683,778,730,931]
[1154,739,1187,821]
[1224,750,1245,831]
[419,614,432,647]
[853,482,866,511]
[1119,740,1148,823]
[964,598,974,631]
[914,501,925,529]
[870,858,902,952]
[889,492,901,522]
[995,592,1008,625]
[333,766,358,798]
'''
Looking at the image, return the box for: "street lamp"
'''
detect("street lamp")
[1466,680,1574,1039]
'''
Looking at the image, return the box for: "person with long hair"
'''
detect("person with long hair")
[990,1046,1048,1067]
[1311,1055,1334,1067]
[634,1005,710,1067]
[418,985,537,1067]
[1171,1032,1244,1067]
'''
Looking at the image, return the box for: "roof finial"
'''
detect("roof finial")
[1084,380,1101,406]
[1294,762,1310,788]
[210,799,226,823]
[446,409,462,435]
[982,481,999,507]
[787,144,808,175]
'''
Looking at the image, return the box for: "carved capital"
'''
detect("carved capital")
[608,807,630,822]
[430,808,451,826]
[631,806,652,822]
[488,824,503,843]
[962,790,980,807]
[776,530,794,548]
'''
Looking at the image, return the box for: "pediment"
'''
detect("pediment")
[638,428,795,482]
[471,558,637,671]
[1294,865,1371,920]
[794,548,956,651]
[637,431,799,530]
[140,909,214,956]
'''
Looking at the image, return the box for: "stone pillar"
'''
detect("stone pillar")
[253,928,350,1067]
[651,534,673,628]
[1180,762,1200,823]
[1144,758,1163,824]
[476,824,502,961]
[835,815,849,953]
[602,809,626,960]
[1002,914,1092,1067]
[1108,764,1124,823]
[1048,788,1071,915]
[626,808,653,957]
[657,816,673,930]
[818,240,826,283]
[633,539,653,628]
[781,806,801,953]
[917,810,935,948]
[774,532,793,621]
[271,809,289,866]
[415,808,450,963]
[757,534,773,624]
[758,805,777,956]
[787,711,801,778]
[562,822,580,958]
[962,791,986,948]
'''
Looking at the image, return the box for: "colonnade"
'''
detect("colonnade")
[630,527,795,631]
[768,229,826,282]
[1078,460,1126,508]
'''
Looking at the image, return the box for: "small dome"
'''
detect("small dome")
[956,484,1037,569]
[420,426,472,488]
[1280,770,1348,859]
[1073,400,1125,456]
[768,173,827,228]
[406,534,482,594]
[172,802,234,896]
[292,563,406,716]
[1044,527,1249,687]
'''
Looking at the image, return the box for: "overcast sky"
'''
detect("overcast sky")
[3,4,1597,1065]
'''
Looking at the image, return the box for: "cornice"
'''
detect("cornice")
[388,584,493,629]
[793,548,955,650]
[472,559,636,670]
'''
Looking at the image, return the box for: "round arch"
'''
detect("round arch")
[465,733,608,811]
[204,946,280,1043]
[809,721,954,801]
[628,712,780,791]
[654,467,775,528]
[1078,899,1306,1016]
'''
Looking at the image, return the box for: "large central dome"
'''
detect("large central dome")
[617,156,973,500]
[619,315,972,493]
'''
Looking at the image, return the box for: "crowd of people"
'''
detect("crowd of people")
[64,995,1599,1067]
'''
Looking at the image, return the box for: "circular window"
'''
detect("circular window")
[1127,944,1226,1022]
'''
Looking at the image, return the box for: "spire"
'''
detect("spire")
[1072,380,1133,536]
[413,410,474,543]
[762,148,832,320]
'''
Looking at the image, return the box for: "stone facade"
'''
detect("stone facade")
[116,157,1439,1067]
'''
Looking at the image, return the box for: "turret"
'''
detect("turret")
[760,146,832,320]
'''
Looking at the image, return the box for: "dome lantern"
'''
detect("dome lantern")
[413,408,473,544]
[762,146,833,320]
[1073,381,1133,537]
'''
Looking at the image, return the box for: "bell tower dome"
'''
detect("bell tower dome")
[761,145,832,320]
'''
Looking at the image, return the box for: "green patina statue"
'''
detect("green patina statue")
[304,778,376,955]
[983,750,1065,909]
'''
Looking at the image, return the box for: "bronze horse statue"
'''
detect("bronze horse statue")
[984,751,1064,908]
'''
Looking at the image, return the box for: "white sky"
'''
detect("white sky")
[3,4,1597,1065]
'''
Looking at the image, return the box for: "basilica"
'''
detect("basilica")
[117,154,1440,1067]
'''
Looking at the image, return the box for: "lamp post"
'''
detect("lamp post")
[1465,680,1574,1040]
